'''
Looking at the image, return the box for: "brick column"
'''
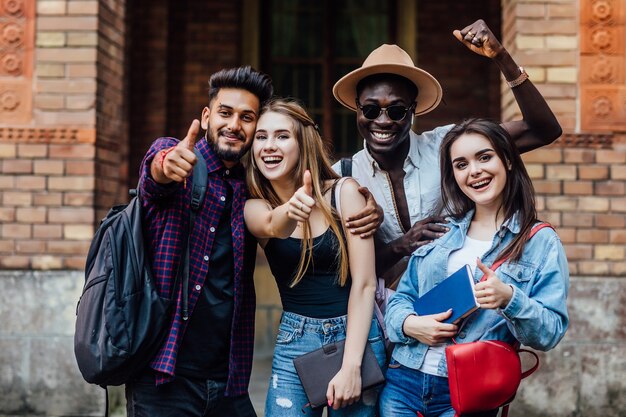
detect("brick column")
[94,0,128,218]
[1,0,96,270]
[0,0,127,270]
[0,0,127,412]
[580,0,626,131]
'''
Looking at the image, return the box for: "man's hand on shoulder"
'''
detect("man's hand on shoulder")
[151,120,200,184]
[343,186,383,238]
[394,215,449,257]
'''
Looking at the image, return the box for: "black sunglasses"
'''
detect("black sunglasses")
[356,100,416,122]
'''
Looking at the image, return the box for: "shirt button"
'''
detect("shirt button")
[225,169,230,175]
[203,255,209,261]
[194,284,201,291]
[458,332,466,338]
[210,227,216,233]
[220,196,226,202]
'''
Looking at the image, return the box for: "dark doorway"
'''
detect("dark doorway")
[260,0,397,157]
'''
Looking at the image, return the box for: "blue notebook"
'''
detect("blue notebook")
[413,264,480,324]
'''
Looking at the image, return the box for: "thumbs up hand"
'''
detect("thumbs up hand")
[288,170,316,222]
[474,258,513,310]
[156,120,200,184]
[179,119,201,152]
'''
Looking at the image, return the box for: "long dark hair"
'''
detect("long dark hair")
[440,118,537,263]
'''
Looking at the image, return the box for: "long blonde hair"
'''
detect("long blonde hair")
[246,98,349,287]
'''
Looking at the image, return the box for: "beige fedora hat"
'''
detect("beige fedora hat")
[333,44,443,116]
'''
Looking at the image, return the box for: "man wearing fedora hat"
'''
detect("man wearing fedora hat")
[333,19,562,287]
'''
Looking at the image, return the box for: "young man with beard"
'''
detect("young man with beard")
[126,66,273,416]
[333,20,562,288]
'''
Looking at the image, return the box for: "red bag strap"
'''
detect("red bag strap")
[482,222,553,280]
[518,348,540,378]
[495,348,539,417]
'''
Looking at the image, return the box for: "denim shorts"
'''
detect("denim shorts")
[265,311,387,417]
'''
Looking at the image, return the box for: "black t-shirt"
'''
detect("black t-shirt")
[176,176,234,381]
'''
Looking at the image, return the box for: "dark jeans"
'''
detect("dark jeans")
[379,359,498,417]
[125,371,257,417]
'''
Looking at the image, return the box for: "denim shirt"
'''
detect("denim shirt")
[385,210,570,375]
[333,125,454,245]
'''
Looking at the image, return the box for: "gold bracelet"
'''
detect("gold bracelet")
[507,66,528,88]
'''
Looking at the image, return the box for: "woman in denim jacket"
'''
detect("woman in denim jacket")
[379,119,569,417]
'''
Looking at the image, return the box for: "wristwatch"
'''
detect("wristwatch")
[507,66,528,88]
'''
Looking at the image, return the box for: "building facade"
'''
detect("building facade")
[0,0,624,415]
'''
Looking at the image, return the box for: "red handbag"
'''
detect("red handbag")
[445,223,550,417]
[445,340,539,417]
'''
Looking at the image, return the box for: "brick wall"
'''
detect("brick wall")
[127,0,242,187]
[501,0,578,129]
[580,0,626,131]
[415,0,502,131]
[95,0,127,218]
[0,1,126,414]
[502,0,626,278]
[0,0,127,269]
[502,2,626,416]
[167,0,242,136]
[1,0,99,269]
[524,141,626,276]
[127,0,169,185]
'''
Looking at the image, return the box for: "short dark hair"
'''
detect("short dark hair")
[208,66,273,106]
[356,73,418,102]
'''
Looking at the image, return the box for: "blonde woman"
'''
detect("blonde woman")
[244,98,385,416]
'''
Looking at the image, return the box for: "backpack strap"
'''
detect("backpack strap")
[331,177,349,214]
[190,149,207,210]
[181,149,207,320]
[340,157,352,177]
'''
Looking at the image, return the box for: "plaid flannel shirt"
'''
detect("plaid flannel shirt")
[139,137,257,396]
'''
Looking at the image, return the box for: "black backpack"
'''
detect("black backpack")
[74,149,207,387]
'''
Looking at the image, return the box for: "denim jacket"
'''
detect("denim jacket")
[385,210,569,374]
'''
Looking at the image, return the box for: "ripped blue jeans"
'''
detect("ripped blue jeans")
[265,311,387,417]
